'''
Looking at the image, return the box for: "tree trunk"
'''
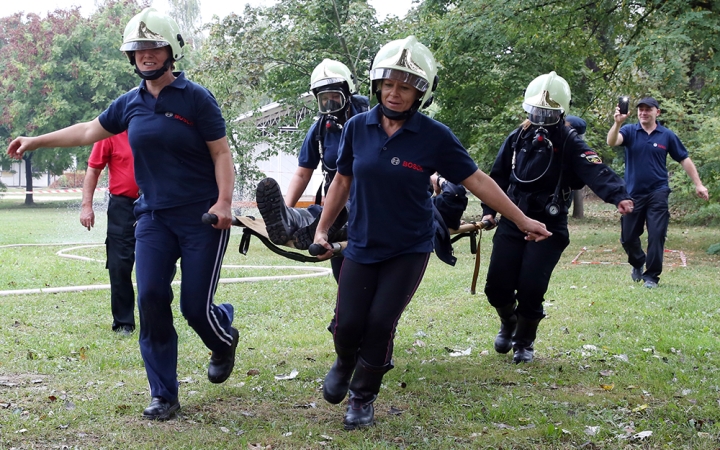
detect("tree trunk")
[571,189,584,219]
[23,153,34,205]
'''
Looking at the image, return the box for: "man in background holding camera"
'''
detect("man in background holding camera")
[607,97,708,289]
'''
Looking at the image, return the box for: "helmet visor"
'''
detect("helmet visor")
[311,77,347,91]
[370,68,428,92]
[316,90,347,114]
[120,40,170,52]
[523,103,563,126]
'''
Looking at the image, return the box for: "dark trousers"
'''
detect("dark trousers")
[330,257,343,282]
[106,195,137,330]
[484,217,570,319]
[134,199,234,403]
[307,204,344,281]
[621,188,670,283]
[331,253,430,367]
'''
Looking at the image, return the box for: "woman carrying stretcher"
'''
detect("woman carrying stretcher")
[311,36,551,430]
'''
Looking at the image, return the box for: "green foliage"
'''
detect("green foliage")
[190,0,387,195]
[684,202,720,227]
[409,0,720,213]
[167,0,204,69]
[0,0,143,177]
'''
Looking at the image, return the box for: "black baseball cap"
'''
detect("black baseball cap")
[636,97,660,109]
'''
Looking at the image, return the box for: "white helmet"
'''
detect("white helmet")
[522,71,571,126]
[370,36,438,119]
[310,59,356,114]
[120,8,184,80]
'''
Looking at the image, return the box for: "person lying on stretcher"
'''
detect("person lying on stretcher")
[255,174,477,265]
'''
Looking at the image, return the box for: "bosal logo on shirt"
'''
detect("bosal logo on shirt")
[165,111,194,126]
[400,160,423,172]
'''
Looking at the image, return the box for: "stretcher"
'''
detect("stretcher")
[202,213,492,294]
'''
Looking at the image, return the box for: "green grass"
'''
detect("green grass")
[1,196,719,449]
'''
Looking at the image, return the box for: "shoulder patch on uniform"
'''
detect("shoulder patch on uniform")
[580,151,602,164]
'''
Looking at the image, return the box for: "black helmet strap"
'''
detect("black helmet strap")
[134,57,173,81]
[374,89,422,121]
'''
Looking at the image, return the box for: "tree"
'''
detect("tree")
[0,0,143,202]
[412,0,719,213]
[167,0,203,67]
[191,0,385,197]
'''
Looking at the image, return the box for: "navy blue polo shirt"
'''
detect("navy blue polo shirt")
[298,102,365,171]
[619,122,689,197]
[98,72,226,210]
[337,106,478,263]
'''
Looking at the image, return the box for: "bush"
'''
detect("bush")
[49,171,85,189]
[683,202,720,226]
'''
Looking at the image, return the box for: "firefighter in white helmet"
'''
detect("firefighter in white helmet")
[255,59,369,281]
[482,72,633,364]
[7,7,239,421]
[310,36,551,430]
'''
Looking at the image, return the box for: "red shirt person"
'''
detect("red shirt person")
[80,131,140,334]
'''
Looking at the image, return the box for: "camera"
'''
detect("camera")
[618,96,630,115]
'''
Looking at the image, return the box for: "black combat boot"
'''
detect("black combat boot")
[494,303,517,354]
[293,207,349,250]
[512,315,543,364]
[322,344,358,404]
[208,327,239,383]
[343,357,393,430]
[256,178,316,245]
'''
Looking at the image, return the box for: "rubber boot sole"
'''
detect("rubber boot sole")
[256,178,291,245]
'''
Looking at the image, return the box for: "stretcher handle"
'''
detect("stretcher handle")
[479,219,494,230]
[308,243,343,256]
[202,213,241,227]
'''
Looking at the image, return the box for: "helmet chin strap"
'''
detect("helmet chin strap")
[135,58,174,81]
[375,91,421,121]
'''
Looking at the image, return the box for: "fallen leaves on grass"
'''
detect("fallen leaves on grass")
[274,370,299,381]
[293,402,316,409]
[444,347,471,357]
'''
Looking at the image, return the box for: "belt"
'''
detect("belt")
[109,194,139,202]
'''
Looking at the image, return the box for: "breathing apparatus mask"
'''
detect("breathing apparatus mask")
[516,71,574,217]
[315,85,350,133]
[316,89,347,114]
[532,126,552,150]
[523,103,564,126]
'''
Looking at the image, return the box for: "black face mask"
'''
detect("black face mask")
[135,58,173,81]
[323,99,343,114]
